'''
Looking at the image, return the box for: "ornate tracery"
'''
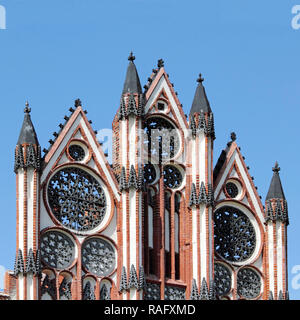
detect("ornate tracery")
[47,167,107,232]
[214,206,256,263]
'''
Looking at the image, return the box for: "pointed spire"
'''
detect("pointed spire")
[189,183,198,207]
[128,264,139,289]
[119,266,128,292]
[285,291,290,300]
[278,290,284,300]
[137,93,145,117]
[199,278,209,300]
[198,182,208,205]
[126,94,138,117]
[128,165,138,189]
[15,103,41,173]
[209,280,216,300]
[17,102,39,145]
[119,167,128,191]
[265,200,273,223]
[14,145,25,173]
[138,266,147,291]
[25,248,37,274]
[189,74,211,117]
[122,52,142,94]
[190,279,199,300]
[118,97,127,120]
[207,183,214,207]
[35,249,42,276]
[266,162,285,200]
[137,166,145,191]
[189,115,197,138]
[14,249,24,276]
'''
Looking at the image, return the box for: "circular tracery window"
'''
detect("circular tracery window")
[144,164,157,184]
[47,167,107,232]
[68,144,85,161]
[214,206,256,263]
[82,238,116,277]
[144,117,180,162]
[163,165,183,189]
[40,231,75,269]
[214,263,232,296]
[225,182,239,198]
[237,268,261,299]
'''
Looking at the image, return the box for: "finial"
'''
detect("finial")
[157,58,164,68]
[24,101,31,114]
[197,74,204,83]
[74,99,82,108]
[128,51,135,62]
[230,132,236,141]
[272,161,280,173]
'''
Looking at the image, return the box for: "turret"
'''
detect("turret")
[265,162,289,300]
[187,75,214,299]
[115,53,145,300]
[14,102,41,300]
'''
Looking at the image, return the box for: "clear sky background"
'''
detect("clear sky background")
[0,0,299,299]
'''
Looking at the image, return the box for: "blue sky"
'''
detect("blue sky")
[0,0,299,299]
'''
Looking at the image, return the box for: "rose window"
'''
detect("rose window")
[82,238,116,277]
[40,231,75,269]
[225,182,239,198]
[237,268,261,299]
[163,165,183,189]
[214,206,256,262]
[214,263,232,296]
[68,145,85,161]
[144,164,157,184]
[47,167,107,232]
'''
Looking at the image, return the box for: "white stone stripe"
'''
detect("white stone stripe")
[268,223,274,294]
[214,150,236,198]
[18,171,24,253]
[192,140,196,184]
[192,208,198,280]
[81,119,120,201]
[122,193,127,272]
[199,132,205,182]
[27,169,34,254]
[235,156,265,224]
[277,222,283,292]
[199,205,206,281]
[129,190,136,267]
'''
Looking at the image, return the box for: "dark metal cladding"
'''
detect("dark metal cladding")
[122,52,142,94]
[189,74,212,116]
[17,105,39,146]
[266,162,286,200]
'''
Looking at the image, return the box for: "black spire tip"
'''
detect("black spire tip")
[157,59,164,68]
[272,161,280,173]
[197,74,204,83]
[24,101,31,114]
[231,132,237,141]
[128,51,135,62]
[75,99,82,108]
